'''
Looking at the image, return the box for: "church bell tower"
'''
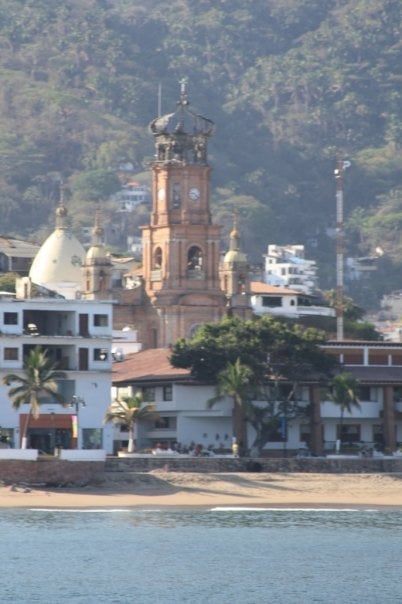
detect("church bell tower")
[141,81,226,346]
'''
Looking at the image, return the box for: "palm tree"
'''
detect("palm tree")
[208,358,253,456]
[3,346,67,449]
[104,393,159,453]
[328,372,360,452]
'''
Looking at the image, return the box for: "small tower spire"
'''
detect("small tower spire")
[91,207,104,247]
[55,181,68,229]
[82,208,112,300]
[229,211,240,252]
[220,212,252,320]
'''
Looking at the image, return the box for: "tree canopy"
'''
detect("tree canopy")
[170,316,336,384]
[171,315,337,454]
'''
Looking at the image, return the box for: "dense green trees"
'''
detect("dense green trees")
[171,316,336,454]
[0,1,401,307]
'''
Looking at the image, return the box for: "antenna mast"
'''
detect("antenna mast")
[334,155,350,341]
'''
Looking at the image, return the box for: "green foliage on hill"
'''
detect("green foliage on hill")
[0,1,402,309]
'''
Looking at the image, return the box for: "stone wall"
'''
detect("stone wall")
[0,460,105,487]
[105,456,402,474]
[2,456,402,487]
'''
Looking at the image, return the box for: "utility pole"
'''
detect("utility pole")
[334,155,350,341]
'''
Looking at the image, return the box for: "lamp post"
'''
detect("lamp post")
[70,395,86,449]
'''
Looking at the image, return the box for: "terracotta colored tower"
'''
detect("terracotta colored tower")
[141,81,226,346]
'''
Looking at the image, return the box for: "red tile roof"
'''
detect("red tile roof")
[250,281,300,295]
[112,348,191,384]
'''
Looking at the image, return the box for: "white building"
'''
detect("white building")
[114,182,150,212]
[345,256,378,281]
[0,286,113,453]
[112,326,142,358]
[264,244,318,294]
[111,343,402,456]
[250,282,334,319]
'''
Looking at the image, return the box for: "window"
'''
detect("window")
[154,247,162,268]
[277,384,294,399]
[336,423,361,444]
[4,347,18,361]
[154,417,177,430]
[163,385,173,401]
[266,420,286,442]
[187,246,203,271]
[372,424,384,449]
[294,386,310,402]
[0,428,13,446]
[142,387,155,401]
[93,348,108,361]
[262,296,282,307]
[237,275,246,294]
[358,386,379,402]
[394,386,402,402]
[93,314,108,327]
[171,183,181,208]
[300,423,311,445]
[82,429,102,449]
[4,312,18,325]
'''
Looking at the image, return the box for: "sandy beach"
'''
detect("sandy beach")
[1,471,402,509]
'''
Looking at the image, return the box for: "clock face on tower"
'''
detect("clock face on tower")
[189,187,200,201]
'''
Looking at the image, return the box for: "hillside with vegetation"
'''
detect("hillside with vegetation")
[1,0,402,309]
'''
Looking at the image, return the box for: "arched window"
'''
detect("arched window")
[171,183,181,208]
[238,274,246,294]
[99,270,105,290]
[187,246,203,271]
[154,247,162,268]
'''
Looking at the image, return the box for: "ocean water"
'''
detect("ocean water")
[0,507,401,604]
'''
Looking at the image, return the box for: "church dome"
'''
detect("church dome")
[29,204,85,293]
[86,244,105,260]
[223,216,247,264]
[85,210,110,263]
[223,249,247,264]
